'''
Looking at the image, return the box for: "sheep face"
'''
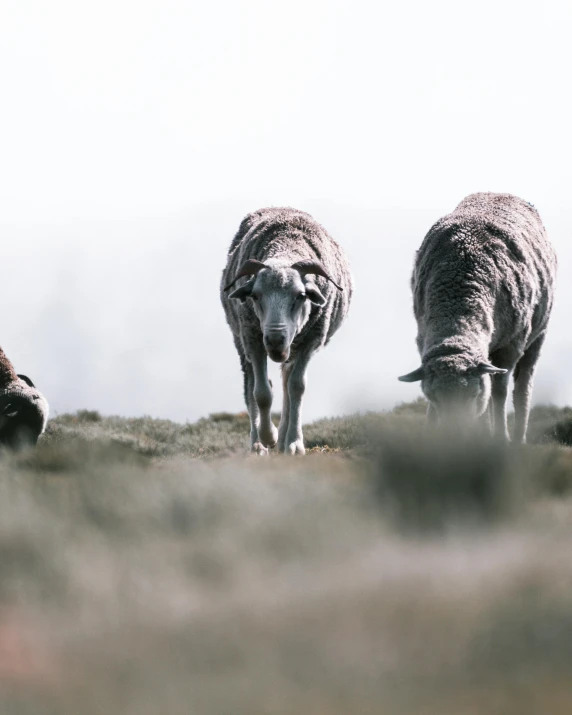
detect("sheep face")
[0,393,48,449]
[422,369,491,424]
[399,357,506,425]
[229,266,326,363]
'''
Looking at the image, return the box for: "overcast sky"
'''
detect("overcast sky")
[1,0,571,422]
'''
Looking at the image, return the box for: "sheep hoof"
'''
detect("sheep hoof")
[259,424,278,448]
[286,440,305,456]
[251,442,269,456]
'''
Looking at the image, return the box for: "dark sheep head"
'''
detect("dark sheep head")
[0,376,49,449]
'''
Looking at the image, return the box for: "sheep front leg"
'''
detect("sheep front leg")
[277,362,292,452]
[240,355,260,450]
[491,371,512,441]
[250,347,278,453]
[284,346,316,456]
[426,402,438,426]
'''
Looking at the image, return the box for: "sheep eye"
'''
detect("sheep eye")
[251,294,259,301]
[297,294,306,301]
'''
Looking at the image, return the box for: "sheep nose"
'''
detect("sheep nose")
[264,331,287,350]
[264,331,289,363]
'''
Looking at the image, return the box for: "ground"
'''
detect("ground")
[1,400,572,713]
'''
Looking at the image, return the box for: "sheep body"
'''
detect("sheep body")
[221,207,352,454]
[400,192,556,441]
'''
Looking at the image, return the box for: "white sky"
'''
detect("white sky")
[1,0,571,421]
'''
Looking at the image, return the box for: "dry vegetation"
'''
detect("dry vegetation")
[2,401,572,713]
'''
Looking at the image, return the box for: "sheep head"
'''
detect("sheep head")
[0,378,49,449]
[226,259,341,362]
[399,357,507,423]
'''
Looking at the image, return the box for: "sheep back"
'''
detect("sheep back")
[412,192,556,358]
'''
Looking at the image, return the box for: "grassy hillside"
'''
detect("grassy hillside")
[2,401,572,713]
[43,398,572,458]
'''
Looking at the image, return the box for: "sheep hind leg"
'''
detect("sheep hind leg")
[478,399,493,435]
[513,334,546,444]
[238,349,263,453]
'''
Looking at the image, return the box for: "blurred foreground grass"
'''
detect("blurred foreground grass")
[2,400,572,713]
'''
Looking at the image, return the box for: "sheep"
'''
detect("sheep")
[221,207,353,455]
[399,192,556,442]
[0,346,48,449]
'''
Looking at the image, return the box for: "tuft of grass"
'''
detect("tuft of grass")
[526,445,572,497]
[544,416,572,447]
[369,430,528,531]
[56,409,102,425]
[15,436,150,473]
[208,410,250,423]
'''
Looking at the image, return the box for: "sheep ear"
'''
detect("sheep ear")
[477,362,508,375]
[305,285,326,306]
[398,367,425,383]
[228,280,254,302]
[17,374,35,388]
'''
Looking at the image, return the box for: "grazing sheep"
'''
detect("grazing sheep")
[399,192,556,442]
[221,207,353,455]
[0,347,48,449]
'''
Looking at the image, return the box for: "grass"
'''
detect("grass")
[45,398,572,458]
[1,400,572,713]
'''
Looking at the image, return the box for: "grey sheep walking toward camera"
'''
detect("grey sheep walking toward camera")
[399,192,556,443]
[221,207,353,455]
[0,347,48,449]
